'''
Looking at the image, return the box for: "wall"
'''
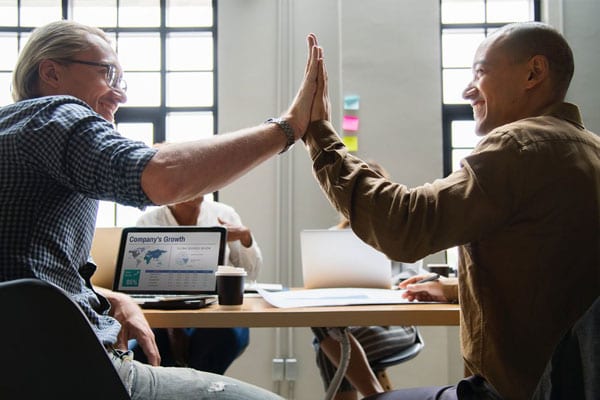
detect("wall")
[216,0,599,399]
[562,0,600,133]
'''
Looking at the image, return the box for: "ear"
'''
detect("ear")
[524,55,549,90]
[38,59,62,90]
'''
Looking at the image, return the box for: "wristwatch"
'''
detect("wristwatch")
[265,117,295,154]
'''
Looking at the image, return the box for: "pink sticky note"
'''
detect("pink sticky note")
[343,115,359,131]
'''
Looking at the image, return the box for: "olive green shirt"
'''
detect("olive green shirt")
[304,102,600,399]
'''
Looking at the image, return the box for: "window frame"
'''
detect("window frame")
[440,0,541,177]
[0,0,219,226]
[439,0,541,268]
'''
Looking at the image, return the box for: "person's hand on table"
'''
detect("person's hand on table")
[398,275,454,302]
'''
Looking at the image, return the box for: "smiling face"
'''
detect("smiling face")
[58,35,127,123]
[462,36,531,136]
[38,33,127,123]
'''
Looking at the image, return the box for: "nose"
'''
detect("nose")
[113,87,128,104]
[462,81,477,100]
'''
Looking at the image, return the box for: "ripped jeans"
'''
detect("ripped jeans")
[109,348,283,400]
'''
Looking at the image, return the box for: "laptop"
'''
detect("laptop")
[112,226,226,305]
[300,229,393,289]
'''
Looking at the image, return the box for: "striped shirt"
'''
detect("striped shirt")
[0,95,157,344]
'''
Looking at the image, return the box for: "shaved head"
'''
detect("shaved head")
[487,22,574,101]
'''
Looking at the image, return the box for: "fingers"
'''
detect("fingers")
[284,33,324,139]
[310,45,331,122]
[320,47,330,119]
[305,34,319,75]
[306,42,321,84]
[138,334,161,366]
[401,289,435,302]
[398,274,428,289]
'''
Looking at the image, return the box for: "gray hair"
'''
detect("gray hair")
[12,20,111,102]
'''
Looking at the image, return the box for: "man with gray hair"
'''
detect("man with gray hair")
[0,20,322,399]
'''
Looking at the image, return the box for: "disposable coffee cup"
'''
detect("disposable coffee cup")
[215,266,247,309]
[426,263,451,277]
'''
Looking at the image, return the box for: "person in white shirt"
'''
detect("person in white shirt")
[131,194,262,373]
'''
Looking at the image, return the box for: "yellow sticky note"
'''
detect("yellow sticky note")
[342,135,358,152]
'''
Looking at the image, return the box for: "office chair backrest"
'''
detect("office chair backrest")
[532,296,599,400]
[0,278,130,400]
[369,328,425,391]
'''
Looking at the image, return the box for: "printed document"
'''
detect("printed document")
[258,287,414,308]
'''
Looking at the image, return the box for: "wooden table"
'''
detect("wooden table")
[143,295,460,328]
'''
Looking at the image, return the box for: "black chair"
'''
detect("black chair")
[365,297,599,400]
[0,278,130,400]
[370,328,425,391]
[532,296,599,400]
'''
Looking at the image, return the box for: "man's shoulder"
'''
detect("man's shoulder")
[488,111,599,151]
[2,95,94,125]
[36,95,94,117]
[13,95,90,111]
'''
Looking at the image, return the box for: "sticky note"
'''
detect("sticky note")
[343,115,359,131]
[344,95,360,110]
[342,135,358,152]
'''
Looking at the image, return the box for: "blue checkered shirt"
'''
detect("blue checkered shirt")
[0,95,157,344]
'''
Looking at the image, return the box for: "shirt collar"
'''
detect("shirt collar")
[544,102,585,130]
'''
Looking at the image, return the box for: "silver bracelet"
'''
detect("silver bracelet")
[265,117,295,154]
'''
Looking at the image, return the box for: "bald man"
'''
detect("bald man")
[305,22,599,400]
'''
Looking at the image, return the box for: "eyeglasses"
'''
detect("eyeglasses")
[65,59,127,92]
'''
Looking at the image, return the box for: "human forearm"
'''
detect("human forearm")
[141,125,287,205]
[141,34,323,206]
[304,121,491,261]
[95,287,161,365]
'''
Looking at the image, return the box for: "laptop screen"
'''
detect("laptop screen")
[300,229,392,289]
[113,226,226,295]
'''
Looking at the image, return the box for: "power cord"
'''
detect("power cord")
[324,327,351,400]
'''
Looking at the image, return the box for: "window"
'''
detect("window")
[0,0,217,227]
[440,0,539,267]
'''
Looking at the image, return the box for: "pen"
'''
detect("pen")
[415,273,440,284]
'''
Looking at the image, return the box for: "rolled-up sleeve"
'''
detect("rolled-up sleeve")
[17,99,158,207]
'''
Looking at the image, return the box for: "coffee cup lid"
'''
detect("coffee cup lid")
[215,266,247,276]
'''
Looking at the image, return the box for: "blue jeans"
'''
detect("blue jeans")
[109,348,282,400]
[131,327,249,374]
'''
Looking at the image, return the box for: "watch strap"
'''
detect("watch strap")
[265,117,295,154]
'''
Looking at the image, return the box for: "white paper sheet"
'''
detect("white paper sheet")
[258,287,413,308]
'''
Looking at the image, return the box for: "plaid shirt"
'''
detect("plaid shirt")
[0,95,157,344]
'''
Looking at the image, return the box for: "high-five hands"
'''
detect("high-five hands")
[309,35,330,123]
[283,33,324,141]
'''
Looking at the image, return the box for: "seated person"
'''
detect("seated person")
[131,193,262,374]
[311,160,418,400]
[305,24,598,400]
